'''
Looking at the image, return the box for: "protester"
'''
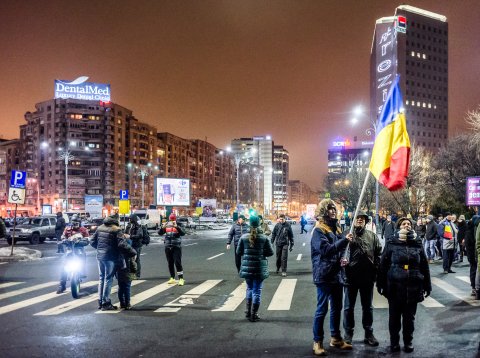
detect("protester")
[343,211,382,347]
[377,217,431,353]
[0,216,6,239]
[125,214,144,279]
[381,215,395,243]
[464,215,479,297]
[55,212,67,253]
[476,217,480,300]
[159,213,186,285]
[300,215,308,234]
[456,215,467,263]
[227,215,249,272]
[311,199,353,356]
[236,215,274,322]
[438,213,458,274]
[116,237,138,310]
[424,215,438,263]
[258,215,272,236]
[415,218,426,243]
[271,214,294,276]
[91,214,134,310]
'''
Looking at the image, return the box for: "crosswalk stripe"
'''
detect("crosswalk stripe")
[207,253,224,260]
[268,279,297,310]
[421,296,444,308]
[302,243,306,247]
[183,243,198,247]
[0,281,57,301]
[0,282,24,289]
[155,280,222,313]
[95,280,146,314]
[431,277,480,307]
[456,276,470,284]
[212,282,246,312]
[296,254,302,261]
[372,289,389,308]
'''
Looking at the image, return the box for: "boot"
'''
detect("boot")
[312,341,327,356]
[119,300,126,309]
[245,299,252,319]
[56,285,66,294]
[330,336,352,350]
[344,331,353,344]
[101,300,118,311]
[364,331,379,346]
[403,342,414,353]
[125,299,131,310]
[475,290,480,300]
[250,303,260,322]
[97,300,103,310]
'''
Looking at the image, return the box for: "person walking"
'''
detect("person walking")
[424,215,438,263]
[125,214,144,279]
[159,213,186,285]
[300,215,308,234]
[311,199,353,356]
[236,215,274,322]
[226,215,249,273]
[456,215,467,262]
[377,217,431,353]
[381,215,395,243]
[343,211,382,347]
[271,214,294,276]
[465,215,479,297]
[55,212,67,253]
[258,215,272,236]
[0,216,6,240]
[91,214,133,310]
[438,213,457,274]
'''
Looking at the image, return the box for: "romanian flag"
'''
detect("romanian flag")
[369,76,410,191]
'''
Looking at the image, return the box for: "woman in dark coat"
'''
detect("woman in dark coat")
[377,217,431,354]
[236,215,274,322]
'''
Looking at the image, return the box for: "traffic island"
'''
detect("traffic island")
[0,247,42,262]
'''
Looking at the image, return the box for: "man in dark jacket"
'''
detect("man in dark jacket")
[311,199,352,356]
[125,214,144,279]
[159,213,186,285]
[271,214,294,276]
[0,216,6,239]
[425,215,438,263]
[464,215,479,297]
[343,212,382,347]
[227,215,249,273]
[381,215,395,243]
[456,215,467,262]
[438,213,457,274]
[55,212,67,253]
[91,214,134,310]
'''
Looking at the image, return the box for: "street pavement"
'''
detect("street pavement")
[0,225,479,358]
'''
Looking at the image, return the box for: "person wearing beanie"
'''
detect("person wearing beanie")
[227,214,250,273]
[236,215,274,322]
[343,211,382,347]
[377,217,431,353]
[271,214,294,276]
[125,214,145,279]
[425,215,439,263]
[437,213,458,274]
[158,213,186,285]
[311,199,353,356]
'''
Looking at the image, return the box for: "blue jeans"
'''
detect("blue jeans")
[424,240,436,260]
[98,260,116,304]
[343,282,374,335]
[313,283,343,342]
[245,279,263,305]
[118,280,132,305]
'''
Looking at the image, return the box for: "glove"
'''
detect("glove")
[377,287,384,296]
[424,290,430,298]
[289,245,293,252]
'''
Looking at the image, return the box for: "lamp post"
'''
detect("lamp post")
[58,148,74,211]
[132,162,159,208]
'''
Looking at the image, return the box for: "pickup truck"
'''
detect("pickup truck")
[6,215,60,245]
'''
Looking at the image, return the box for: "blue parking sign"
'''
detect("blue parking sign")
[10,170,27,189]
[119,190,129,199]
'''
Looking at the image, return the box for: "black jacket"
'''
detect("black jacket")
[126,223,144,248]
[159,221,185,248]
[457,220,467,244]
[55,214,66,237]
[271,222,294,247]
[425,221,438,241]
[465,216,479,262]
[377,234,432,304]
[382,221,395,241]
[227,222,250,247]
[91,217,132,261]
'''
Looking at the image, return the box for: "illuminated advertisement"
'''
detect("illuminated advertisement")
[85,195,104,218]
[55,76,111,101]
[196,198,217,222]
[466,177,480,206]
[155,178,190,206]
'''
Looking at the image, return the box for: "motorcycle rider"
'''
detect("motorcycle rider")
[56,215,89,294]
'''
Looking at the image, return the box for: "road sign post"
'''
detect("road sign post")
[9,170,27,256]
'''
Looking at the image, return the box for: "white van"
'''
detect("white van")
[134,209,161,229]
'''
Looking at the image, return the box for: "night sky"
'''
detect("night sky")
[1,0,479,188]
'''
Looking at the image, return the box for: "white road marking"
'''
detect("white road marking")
[296,254,302,261]
[0,281,57,301]
[267,279,297,311]
[212,282,246,312]
[431,277,480,307]
[183,243,198,247]
[302,243,306,247]
[0,262,7,265]
[0,282,23,289]
[207,253,224,260]
[456,276,470,284]
[421,296,444,308]
[372,289,389,308]
[155,280,222,313]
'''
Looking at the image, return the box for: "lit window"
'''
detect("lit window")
[434,105,437,109]
[406,100,409,105]
[411,51,415,56]
[422,103,426,108]
[428,103,432,108]
[417,53,421,58]
[417,102,421,106]
[422,54,427,59]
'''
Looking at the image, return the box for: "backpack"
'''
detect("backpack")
[141,225,150,246]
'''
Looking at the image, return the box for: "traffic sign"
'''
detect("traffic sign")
[119,200,130,215]
[8,188,26,205]
[10,170,27,189]
[119,190,129,200]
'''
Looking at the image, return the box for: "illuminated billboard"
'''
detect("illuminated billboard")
[54,76,111,101]
[154,178,190,206]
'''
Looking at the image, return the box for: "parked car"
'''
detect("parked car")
[6,215,60,245]
[177,216,196,229]
[285,217,297,225]
[82,218,105,234]
[134,209,159,230]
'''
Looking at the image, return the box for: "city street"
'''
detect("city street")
[0,225,479,358]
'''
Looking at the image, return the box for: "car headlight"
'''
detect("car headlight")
[65,259,82,273]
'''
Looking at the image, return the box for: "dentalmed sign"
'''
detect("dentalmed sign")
[55,76,111,101]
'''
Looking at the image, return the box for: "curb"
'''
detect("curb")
[0,247,43,262]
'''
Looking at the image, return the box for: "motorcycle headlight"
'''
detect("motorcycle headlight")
[65,259,82,273]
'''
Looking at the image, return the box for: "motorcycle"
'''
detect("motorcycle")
[62,233,88,299]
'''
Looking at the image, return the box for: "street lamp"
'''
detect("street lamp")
[133,162,159,208]
[58,148,74,211]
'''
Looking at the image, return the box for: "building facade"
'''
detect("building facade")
[288,180,318,216]
[272,145,289,214]
[371,5,448,150]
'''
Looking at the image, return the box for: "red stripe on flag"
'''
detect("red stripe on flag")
[378,146,411,191]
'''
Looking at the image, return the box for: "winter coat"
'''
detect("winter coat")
[227,222,250,247]
[344,228,382,286]
[438,219,457,250]
[311,217,349,285]
[415,224,426,239]
[116,253,138,283]
[377,234,432,304]
[271,222,294,247]
[476,221,480,265]
[236,230,274,280]
[55,214,66,238]
[260,222,272,236]
[159,221,185,248]
[90,216,131,261]
[62,226,89,239]
[0,218,6,239]
[425,221,438,241]
[382,221,395,242]
[457,220,467,244]
[464,217,478,263]
[126,223,144,248]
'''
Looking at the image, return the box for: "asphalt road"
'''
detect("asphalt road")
[0,225,479,358]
